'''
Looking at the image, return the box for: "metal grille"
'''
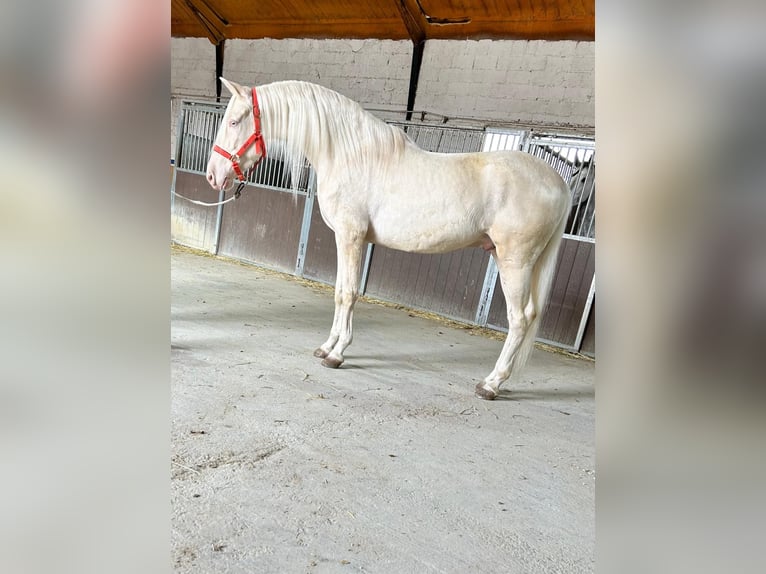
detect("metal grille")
[244,148,311,193]
[177,105,222,174]
[482,129,525,152]
[388,122,485,153]
[528,136,596,239]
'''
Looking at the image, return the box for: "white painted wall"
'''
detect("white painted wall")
[223,39,412,109]
[171,38,217,98]
[170,36,594,159]
[415,40,594,127]
[171,38,216,159]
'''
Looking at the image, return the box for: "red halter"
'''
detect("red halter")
[212,86,266,182]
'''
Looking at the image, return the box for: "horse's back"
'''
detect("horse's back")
[414,147,570,218]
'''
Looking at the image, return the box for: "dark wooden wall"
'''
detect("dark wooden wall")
[217,187,305,274]
[170,171,221,252]
[301,204,338,285]
[365,247,490,323]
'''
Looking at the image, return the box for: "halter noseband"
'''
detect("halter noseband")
[212,86,266,182]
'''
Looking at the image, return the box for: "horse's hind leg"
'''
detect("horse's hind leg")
[475,257,536,400]
[314,231,365,368]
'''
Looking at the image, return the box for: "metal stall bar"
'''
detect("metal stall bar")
[170,102,187,213]
[359,243,374,295]
[573,274,595,351]
[295,168,317,275]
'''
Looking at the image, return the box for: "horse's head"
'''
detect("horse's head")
[206,78,266,191]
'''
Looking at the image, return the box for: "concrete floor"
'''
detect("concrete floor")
[171,247,595,573]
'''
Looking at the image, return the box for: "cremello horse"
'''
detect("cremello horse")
[206,78,570,400]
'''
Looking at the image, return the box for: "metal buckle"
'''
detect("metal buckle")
[234,181,245,199]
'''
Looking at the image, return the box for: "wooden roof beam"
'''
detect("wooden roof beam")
[182,0,228,44]
[393,0,426,45]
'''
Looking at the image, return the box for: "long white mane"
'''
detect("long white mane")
[256,81,409,187]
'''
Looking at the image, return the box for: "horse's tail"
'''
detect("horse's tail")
[513,206,569,372]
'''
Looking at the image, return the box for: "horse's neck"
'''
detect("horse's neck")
[258,82,400,176]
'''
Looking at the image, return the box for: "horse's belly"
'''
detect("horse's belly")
[366,217,482,254]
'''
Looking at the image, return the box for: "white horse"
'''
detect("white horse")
[206,78,570,400]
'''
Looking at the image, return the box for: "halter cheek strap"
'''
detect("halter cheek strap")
[212,86,266,182]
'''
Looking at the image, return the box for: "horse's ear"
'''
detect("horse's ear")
[220,77,249,100]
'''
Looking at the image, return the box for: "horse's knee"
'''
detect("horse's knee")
[507,312,530,333]
[337,289,358,308]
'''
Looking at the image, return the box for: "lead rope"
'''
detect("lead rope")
[172,180,246,207]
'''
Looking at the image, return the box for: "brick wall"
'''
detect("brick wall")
[171,38,216,159]
[223,39,412,109]
[171,38,217,98]
[415,40,594,127]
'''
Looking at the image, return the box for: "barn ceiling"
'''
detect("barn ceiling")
[171,0,595,45]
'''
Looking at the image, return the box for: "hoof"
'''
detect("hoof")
[321,356,343,369]
[313,347,328,359]
[474,382,497,401]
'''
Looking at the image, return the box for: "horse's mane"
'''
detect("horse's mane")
[256,81,409,186]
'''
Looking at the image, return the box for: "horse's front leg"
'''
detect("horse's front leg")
[314,232,365,369]
[313,277,343,359]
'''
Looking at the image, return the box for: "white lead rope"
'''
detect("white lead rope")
[171,180,246,207]
[171,190,240,207]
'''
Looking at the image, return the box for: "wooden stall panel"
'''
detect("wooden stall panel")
[579,297,595,356]
[486,238,595,351]
[541,240,595,346]
[217,187,304,274]
[171,171,221,252]
[365,246,490,323]
[301,202,338,285]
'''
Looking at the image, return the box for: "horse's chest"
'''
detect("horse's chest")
[315,186,367,233]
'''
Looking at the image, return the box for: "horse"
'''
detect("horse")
[205,78,571,400]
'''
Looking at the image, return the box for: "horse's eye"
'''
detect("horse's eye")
[229,120,238,127]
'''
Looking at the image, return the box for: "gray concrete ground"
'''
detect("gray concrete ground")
[171,247,595,573]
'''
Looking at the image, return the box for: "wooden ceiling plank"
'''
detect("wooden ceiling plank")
[225,22,410,41]
[413,0,471,25]
[170,0,595,42]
